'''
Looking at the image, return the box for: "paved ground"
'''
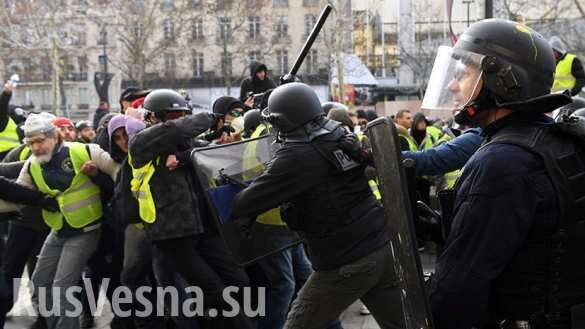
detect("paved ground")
[5,251,436,329]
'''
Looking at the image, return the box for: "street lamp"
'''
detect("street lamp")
[95,25,113,104]
[462,0,474,27]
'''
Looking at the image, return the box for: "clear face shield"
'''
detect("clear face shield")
[422,46,486,113]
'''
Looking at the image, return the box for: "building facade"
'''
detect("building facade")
[0,0,335,117]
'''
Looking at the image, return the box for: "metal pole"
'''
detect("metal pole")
[462,0,474,27]
[102,27,108,74]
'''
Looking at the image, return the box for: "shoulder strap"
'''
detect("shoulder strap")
[484,125,585,224]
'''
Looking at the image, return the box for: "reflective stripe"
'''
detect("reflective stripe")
[552,54,577,92]
[129,153,158,224]
[30,142,103,230]
[66,179,94,194]
[0,136,19,143]
[368,179,381,200]
[61,193,101,212]
[82,223,102,233]
[134,190,147,200]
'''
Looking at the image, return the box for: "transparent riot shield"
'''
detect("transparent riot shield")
[191,135,301,266]
[365,117,434,329]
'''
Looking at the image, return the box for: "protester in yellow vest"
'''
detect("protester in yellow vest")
[411,112,436,150]
[0,84,22,161]
[15,112,119,329]
[550,36,585,96]
[129,89,252,328]
[394,109,417,151]
[427,124,443,142]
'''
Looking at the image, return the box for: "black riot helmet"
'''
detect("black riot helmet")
[143,89,190,122]
[572,108,585,118]
[457,19,555,102]
[243,109,262,134]
[262,82,323,133]
[557,97,585,117]
[321,102,348,116]
[568,98,585,118]
[422,19,568,122]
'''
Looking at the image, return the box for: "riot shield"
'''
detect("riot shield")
[365,117,434,329]
[191,135,301,266]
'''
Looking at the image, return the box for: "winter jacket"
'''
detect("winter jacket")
[430,113,560,329]
[232,126,391,270]
[402,128,483,176]
[239,61,277,102]
[128,113,216,241]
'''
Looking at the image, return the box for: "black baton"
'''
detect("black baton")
[280,4,332,84]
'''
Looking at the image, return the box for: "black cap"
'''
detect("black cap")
[119,87,151,107]
[212,96,245,116]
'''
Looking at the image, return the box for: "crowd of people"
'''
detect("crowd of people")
[0,18,583,329]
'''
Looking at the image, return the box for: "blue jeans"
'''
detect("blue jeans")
[31,229,101,329]
[259,244,343,329]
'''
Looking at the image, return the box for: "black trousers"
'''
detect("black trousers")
[0,223,48,325]
[153,233,255,329]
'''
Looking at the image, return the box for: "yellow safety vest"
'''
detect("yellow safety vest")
[19,145,31,161]
[419,133,435,151]
[242,124,270,179]
[552,54,577,93]
[128,153,159,224]
[427,126,442,143]
[241,125,287,226]
[398,131,418,151]
[29,142,103,231]
[0,118,21,153]
[433,134,460,190]
[356,133,381,200]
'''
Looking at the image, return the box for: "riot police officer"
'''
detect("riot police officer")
[232,82,404,329]
[421,19,585,329]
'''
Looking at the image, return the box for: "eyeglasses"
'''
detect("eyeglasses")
[228,109,243,118]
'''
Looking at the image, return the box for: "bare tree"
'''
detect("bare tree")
[207,0,274,94]
[497,0,584,61]
[396,0,446,98]
[90,0,194,87]
[575,0,585,18]
[322,0,353,104]
[500,0,574,23]
[0,1,88,115]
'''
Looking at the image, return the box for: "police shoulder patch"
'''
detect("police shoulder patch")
[61,157,74,173]
[332,149,359,171]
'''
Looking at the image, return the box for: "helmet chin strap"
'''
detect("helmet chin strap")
[454,87,498,126]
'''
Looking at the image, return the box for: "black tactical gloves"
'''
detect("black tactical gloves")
[39,195,59,212]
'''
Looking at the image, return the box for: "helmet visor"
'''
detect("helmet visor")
[422,46,485,112]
